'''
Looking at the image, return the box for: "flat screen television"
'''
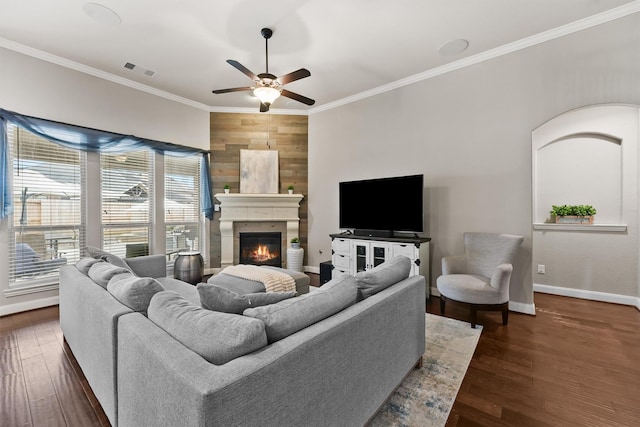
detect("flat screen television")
[339,174,424,237]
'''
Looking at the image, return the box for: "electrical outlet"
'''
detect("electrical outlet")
[537,264,546,274]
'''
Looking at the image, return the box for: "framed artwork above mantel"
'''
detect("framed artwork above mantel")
[240,149,278,194]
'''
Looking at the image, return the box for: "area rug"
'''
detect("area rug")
[369,314,482,427]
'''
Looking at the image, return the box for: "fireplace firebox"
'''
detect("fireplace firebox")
[239,232,282,267]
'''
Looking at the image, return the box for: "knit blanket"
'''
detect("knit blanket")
[220,265,296,293]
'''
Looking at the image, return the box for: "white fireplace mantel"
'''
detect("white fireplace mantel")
[215,193,304,267]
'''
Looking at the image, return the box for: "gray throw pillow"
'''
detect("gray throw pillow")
[85,246,133,273]
[107,273,165,314]
[148,291,268,365]
[355,255,411,300]
[88,261,131,288]
[75,257,103,275]
[243,274,358,343]
[197,283,296,314]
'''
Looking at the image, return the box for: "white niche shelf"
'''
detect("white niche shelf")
[532,223,627,232]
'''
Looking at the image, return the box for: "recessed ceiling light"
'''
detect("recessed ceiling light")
[83,2,121,26]
[438,39,469,56]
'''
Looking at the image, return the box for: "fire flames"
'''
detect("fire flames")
[250,244,277,262]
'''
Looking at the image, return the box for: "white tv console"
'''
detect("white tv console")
[330,233,430,298]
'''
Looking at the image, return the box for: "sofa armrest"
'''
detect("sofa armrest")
[125,254,167,278]
[59,265,133,426]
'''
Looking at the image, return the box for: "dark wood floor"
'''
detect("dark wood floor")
[1,275,639,427]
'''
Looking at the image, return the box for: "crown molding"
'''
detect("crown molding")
[208,106,310,115]
[0,37,211,111]
[309,1,640,114]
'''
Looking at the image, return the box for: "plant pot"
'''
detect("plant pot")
[288,189,293,194]
[291,242,300,248]
[555,215,594,224]
[224,189,229,194]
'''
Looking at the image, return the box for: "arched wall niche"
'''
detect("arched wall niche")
[531,104,640,303]
[534,132,622,224]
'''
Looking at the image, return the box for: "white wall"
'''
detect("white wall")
[0,47,210,315]
[308,13,640,311]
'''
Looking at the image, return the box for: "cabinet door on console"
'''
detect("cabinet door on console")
[352,240,391,273]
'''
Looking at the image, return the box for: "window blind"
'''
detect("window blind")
[101,150,153,258]
[165,154,201,259]
[9,125,84,283]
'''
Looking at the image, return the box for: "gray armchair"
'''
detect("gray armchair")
[436,232,523,328]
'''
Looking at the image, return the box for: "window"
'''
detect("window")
[1,110,213,291]
[165,154,201,260]
[8,125,84,284]
[101,150,154,258]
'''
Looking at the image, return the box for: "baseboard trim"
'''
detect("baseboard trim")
[509,300,536,315]
[534,283,640,310]
[0,296,59,317]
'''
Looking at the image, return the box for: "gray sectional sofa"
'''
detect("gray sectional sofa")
[59,253,426,427]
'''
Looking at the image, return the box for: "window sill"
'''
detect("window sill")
[533,223,627,232]
[5,281,59,298]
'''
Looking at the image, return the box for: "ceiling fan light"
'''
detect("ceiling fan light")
[253,86,281,105]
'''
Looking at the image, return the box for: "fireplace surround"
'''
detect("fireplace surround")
[216,193,304,268]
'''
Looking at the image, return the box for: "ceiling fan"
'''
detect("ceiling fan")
[212,28,315,112]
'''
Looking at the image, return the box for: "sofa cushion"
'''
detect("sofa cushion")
[355,256,411,300]
[88,262,131,288]
[243,274,358,343]
[75,257,104,275]
[157,277,200,305]
[85,246,133,273]
[107,273,165,314]
[148,291,268,365]
[197,283,296,314]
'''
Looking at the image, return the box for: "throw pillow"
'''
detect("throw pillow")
[148,291,268,365]
[75,257,103,275]
[88,261,131,288]
[85,246,132,272]
[355,255,411,300]
[107,273,165,314]
[197,283,296,314]
[243,274,358,343]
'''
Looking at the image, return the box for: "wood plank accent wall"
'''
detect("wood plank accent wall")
[209,112,308,268]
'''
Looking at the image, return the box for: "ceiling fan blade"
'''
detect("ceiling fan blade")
[259,102,269,112]
[276,68,311,85]
[281,89,315,106]
[212,87,252,94]
[227,60,259,81]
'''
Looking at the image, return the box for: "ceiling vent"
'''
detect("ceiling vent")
[123,62,155,77]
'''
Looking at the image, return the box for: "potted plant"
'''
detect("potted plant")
[550,204,597,224]
[290,237,300,248]
[223,184,230,194]
[287,185,294,194]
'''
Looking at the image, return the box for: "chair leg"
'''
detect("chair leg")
[470,306,477,328]
[502,306,509,325]
[440,296,446,314]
